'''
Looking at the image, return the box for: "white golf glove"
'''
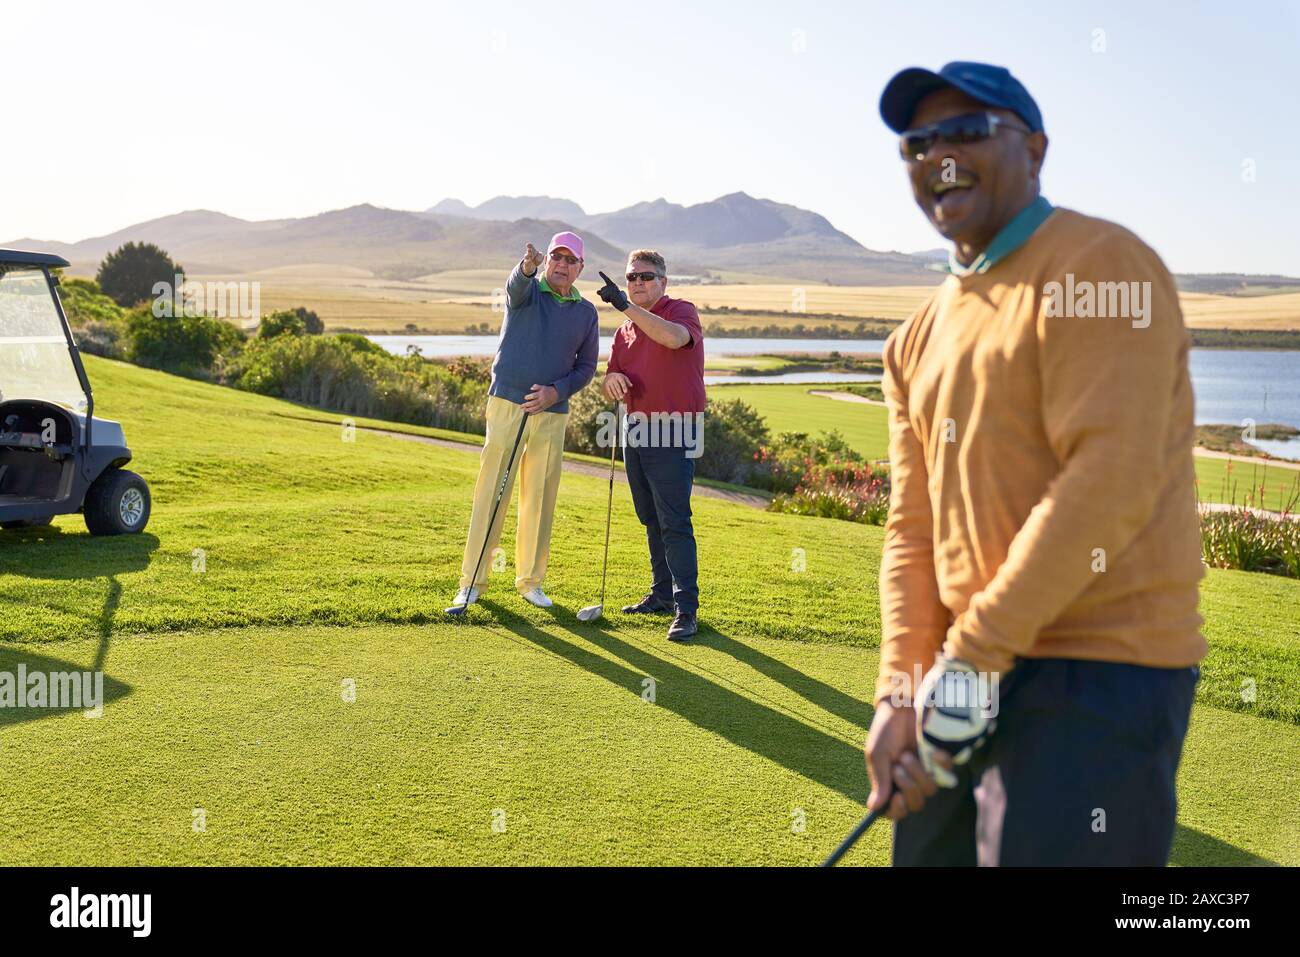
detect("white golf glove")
[915,655,997,788]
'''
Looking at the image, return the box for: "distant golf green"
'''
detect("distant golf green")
[0,357,1294,864]
[710,382,1300,512]
[708,382,891,461]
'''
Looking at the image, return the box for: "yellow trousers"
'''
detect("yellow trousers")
[459,395,568,593]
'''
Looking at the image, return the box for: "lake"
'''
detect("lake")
[371,335,1300,458]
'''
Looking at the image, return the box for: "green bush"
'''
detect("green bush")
[768,461,891,525]
[60,278,128,358]
[232,334,487,434]
[1201,508,1300,578]
[695,397,770,485]
[751,429,864,493]
[564,381,615,456]
[124,307,245,379]
[258,310,308,339]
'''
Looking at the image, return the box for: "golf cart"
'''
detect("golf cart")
[0,249,151,535]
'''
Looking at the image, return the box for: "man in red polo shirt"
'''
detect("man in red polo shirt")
[597,249,705,641]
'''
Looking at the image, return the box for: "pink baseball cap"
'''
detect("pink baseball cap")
[546,231,584,261]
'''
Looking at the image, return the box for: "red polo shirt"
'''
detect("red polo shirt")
[607,295,706,415]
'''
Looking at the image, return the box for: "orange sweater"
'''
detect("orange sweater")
[875,208,1207,705]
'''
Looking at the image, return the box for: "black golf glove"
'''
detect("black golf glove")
[597,271,630,312]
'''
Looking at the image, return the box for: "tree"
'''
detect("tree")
[96,242,184,308]
[292,306,324,335]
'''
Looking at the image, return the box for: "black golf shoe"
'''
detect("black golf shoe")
[622,594,673,615]
[667,611,698,642]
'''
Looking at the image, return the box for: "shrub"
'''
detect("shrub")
[124,306,244,378]
[231,334,487,434]
[1201,507,1300,579]
[258,309,308,339]
[694,397,770,485]
[60,278,128,358]
[751,429,864,493]
[768,461,891,525]
[564,381,614,456]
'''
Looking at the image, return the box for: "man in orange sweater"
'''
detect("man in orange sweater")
[865,62,1207,865]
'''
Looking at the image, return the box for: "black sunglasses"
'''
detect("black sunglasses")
[549,251,580,265]
[898,111,1029,161]
[626,271,660,283]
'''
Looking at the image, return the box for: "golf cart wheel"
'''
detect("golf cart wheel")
[1,515,54,530]
[84,469,151,536]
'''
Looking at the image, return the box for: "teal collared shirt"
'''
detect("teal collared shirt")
[948,196,1054,277]
[538,276,582,302]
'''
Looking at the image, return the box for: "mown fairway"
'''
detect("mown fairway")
[0,358,1295,865]
[711,383,1300,512]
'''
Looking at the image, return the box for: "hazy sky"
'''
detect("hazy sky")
[4,0,1296,274]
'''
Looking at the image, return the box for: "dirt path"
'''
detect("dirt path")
[361,427,770,508]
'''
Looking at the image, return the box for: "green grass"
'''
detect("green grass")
[713,382,1300,511]
[0,356,1295,865]
[709,382,891,460]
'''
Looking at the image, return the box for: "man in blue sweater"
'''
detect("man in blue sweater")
[453,231,600,609]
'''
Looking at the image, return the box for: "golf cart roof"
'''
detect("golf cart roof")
[0,249,71,269]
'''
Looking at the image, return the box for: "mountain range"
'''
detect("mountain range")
[9,194,1296,291]
[7,192,942,285]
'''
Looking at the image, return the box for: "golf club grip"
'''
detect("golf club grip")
[821,808,883,867]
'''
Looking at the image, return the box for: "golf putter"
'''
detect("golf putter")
[821,807,884,867]
[446,414,529,616]
[577,401,622,622]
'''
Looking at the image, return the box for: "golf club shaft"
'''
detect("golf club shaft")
[461,414,529,604]
[595,403,620,606]
[821,808,883,867]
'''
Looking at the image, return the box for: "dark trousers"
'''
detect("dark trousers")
[894,658,1199,866]
[623,443,699,615]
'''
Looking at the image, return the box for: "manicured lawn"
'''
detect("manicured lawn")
[0,357,1294,864]
[713,382,1300,512]
[708,382,891,460]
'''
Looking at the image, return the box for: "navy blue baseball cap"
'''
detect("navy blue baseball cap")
[880,61,1044,134]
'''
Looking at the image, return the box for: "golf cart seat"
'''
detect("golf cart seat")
[0,249,151,534]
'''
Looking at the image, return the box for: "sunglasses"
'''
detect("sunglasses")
[898,111,1029,161]
[626,271,660,283]
[549,251,580,265]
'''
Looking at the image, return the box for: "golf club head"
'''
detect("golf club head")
[575,604,603,622]
[444,604,469,617]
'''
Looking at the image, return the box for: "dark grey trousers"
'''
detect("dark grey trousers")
[893,657,1199,866]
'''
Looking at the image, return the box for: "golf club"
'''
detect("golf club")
[821,807,884,867]
[445,413,529,617]
[577,401,622,622]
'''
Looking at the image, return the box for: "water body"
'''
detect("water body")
[371,335,1300,458]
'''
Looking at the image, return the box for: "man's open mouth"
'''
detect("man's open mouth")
[931,173,977,214]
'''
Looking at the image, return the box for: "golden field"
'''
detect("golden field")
[184,266,1300,333]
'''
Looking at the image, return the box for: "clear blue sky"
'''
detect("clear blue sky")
[3,0,1296,274]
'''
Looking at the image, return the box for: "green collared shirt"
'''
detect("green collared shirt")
[538,276,582,302]
[948,196,1054,277]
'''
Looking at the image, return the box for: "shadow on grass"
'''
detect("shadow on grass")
[704,629,872,733]
[1170,826,1278,866]
[0,525,150,725]
[480,600,868,804]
